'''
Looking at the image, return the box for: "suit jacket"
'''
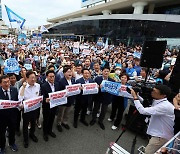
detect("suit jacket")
[76,77,94,104]
[0,86,18,117]
[41,81,60,109]
[94,76,114,105]
[59,77,76,106]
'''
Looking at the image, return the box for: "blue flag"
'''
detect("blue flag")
[5,5,26,29]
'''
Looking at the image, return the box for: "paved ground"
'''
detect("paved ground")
[6,107,148,154]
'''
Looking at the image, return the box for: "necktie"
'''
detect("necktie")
[4,90,9,100]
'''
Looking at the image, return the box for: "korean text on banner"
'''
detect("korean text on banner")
[82,49,91,55]
[119,84,133,99]
[101,80,121,96]
[101,81,133,98]
[23,96,43,113]
[82,83,98,95]
[66,84,81,97]
[0,100,21,110]
[49,90,67,108]
[4,58,20,74]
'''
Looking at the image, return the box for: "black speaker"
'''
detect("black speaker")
[169,52,180,93]
[140,41,167,68]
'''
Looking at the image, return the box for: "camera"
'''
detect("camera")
[128,82,155,107]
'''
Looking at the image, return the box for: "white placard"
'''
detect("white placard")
[49,90,67,108]
[82,83,98,95]
[66,84,81,97]
[23,96,43,113]
[0,100,21,110]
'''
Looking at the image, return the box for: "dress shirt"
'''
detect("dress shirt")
[134,98,175,140]
[48,81,55,92]
[83,78,89,84]
[67,79,72,85]
[75,72,83,81]
[18,83,40,101]
[2,88,11,100]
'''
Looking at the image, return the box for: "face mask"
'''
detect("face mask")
[115,70,121,75]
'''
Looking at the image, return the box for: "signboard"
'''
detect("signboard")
[4,58,20,74]
[24,64,32,70]
[32,33,42,45]
[23,96,43,113]
[0,100,21,110]
[81,0,105,7]
[82,83,98,95]
[66,84,81,97]
[49,90,67,108]
[18,33,26,45]
[82,49,91,55]
[101,81,133,98]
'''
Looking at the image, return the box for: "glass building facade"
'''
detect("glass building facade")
[47,19,180,45]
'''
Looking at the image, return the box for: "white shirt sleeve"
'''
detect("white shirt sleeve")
[18,86,24,101]
[134,100,170,116]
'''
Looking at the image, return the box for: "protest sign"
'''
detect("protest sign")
[49,90,67,108]
[0,100,21,109]
[4,58,20,74]
[23,96,43,113]
[74,42,80,48]
[82,83,98,95]
[119,84,133,99]
[66,84,81,97]
[101,81,133,98]
[101,80,121,96]
[18,33,26,45]
[24,64,32,70]
[73,48,79,54]
[82,49,91,55]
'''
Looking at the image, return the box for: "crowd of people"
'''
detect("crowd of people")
[0,38,179,154]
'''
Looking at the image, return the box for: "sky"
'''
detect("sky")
[1,0,81,29]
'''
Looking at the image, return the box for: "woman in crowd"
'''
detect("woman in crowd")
[108,73,130,130]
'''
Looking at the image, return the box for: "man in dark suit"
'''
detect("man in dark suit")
[90,67,114,130]
[73,68,94,128]
[41,70,60,142]
[0,75,19,153]
[57,66,76,132]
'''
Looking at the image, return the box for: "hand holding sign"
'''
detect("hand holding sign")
[46,98,50,103]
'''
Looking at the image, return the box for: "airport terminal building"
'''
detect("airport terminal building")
[46,0,180,46]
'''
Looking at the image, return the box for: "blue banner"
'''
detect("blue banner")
[4,58,20,74]
[18,33,26,45]
[101,80,121,96]
[101,81,133,98]
[24,64,32,70]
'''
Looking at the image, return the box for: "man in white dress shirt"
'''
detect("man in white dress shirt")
[131,84,174,154]
[19,71,41,148]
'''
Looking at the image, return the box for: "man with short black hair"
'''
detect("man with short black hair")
[131,84,174,154]
[73,68,94,128]
[19,71,41,148]
[0,75,19,153]
[41,70,60,141]
[90,67,114,130]
[57,66,76,132]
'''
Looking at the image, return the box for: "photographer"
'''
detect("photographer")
[131,84,174,154]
